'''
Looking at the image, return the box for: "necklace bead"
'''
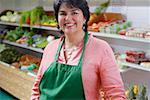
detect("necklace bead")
[64,47,77,60]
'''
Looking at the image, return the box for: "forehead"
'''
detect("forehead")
[59,3,80,11]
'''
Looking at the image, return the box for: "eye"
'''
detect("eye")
[72,12,78,15]
[59,12,66,16]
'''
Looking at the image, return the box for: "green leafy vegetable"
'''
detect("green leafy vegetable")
[95,0,111,15]
[0,48,22,64]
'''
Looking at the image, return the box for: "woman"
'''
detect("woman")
[31,0,126,99]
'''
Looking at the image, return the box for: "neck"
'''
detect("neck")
[64,31,85,49]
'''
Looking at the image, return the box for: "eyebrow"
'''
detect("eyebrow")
[59,8,80,12]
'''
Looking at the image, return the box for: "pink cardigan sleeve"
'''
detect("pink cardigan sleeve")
[81,36,126,100]
[30,73,41,100]
[30,53,46,100]
[99,42,126,99]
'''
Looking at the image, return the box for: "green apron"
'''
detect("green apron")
[39,33,88,100]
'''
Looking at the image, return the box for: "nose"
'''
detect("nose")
[65,14,72,21]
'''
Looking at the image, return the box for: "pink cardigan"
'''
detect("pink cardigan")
[31,34,126,100]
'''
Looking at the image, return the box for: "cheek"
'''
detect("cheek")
[76,15,85,24]
[58,17,64,26]
[77,18,85,26]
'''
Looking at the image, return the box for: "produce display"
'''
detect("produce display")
[116,50,150,69]
[20,6,45,26]
[32,35,49,48]
[0,5,149,41]
[0,45,22,64]
[41,15,57,27]
[1,6,149,41]
[100,84,148,100]
[2,26,55,49]
[118,27,150,39]
[0,44,41,74]
[87,12,130,33]
[0,26,54,75]
[0,10,21,23]
[16,30,34,45]
[125,50,147,64]
[5,27,24,42]
[87,0,132,34]
[0,6,57,27]
[125,84,148,100]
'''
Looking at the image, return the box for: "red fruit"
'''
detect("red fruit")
[26,17,30,25]
[118,30,126,35]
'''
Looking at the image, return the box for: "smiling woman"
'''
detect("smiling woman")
[31,0,127,100]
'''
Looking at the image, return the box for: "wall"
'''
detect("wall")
[0,0,39,11]
[0,0,15,12]
[125,0,150,27]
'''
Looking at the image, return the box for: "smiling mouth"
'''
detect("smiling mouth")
[64,23,75,27]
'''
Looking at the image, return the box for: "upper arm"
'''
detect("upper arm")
[99,42,126,99]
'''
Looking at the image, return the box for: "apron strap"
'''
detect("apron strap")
[78,32,88,66]
[54,38,64,62]
[54,32,89,65]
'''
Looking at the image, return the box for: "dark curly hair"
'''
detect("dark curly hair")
[53,0,90,32]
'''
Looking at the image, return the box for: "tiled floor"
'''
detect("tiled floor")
[0,89,17,100]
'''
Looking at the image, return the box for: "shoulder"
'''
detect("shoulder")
[88,34,112,51]
[45,39,60,49]
[43,36,63,53]
[86,34,115,62]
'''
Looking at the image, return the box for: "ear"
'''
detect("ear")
[83,17,86,23]
[82,17,85,23]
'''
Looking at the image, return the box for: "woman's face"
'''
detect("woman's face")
[58,3,86,35]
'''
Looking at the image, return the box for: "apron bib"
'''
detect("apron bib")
[39,33,88,100]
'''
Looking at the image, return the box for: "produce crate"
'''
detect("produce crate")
[88,12,124,26]
[0,62,35,100]
[100,12,124,22]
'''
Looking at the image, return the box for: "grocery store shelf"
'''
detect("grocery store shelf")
[2,40,43,53]
[0,21,19,26]
[1,21,150,44]
[91,32,150,44]
[120,61,150,72]
[0,21,58,31]
[0,61,10,67]
[119,67,133,73]
[40,25,58,31]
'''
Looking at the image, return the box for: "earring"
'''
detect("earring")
[83,22,86,30]
[57,25,61,31]
[57,25,64,34]
[57,25,60,29]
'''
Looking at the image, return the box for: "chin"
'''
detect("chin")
[64,29,77,34]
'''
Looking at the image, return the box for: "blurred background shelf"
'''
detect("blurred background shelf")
[91,32,150,44]
[0,21,58,31]
[2,40,44,53]
[120,61,150,72]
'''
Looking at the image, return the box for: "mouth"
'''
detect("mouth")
[64,23,75,28]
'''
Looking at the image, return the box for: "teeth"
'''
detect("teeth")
[65,23,74,27]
